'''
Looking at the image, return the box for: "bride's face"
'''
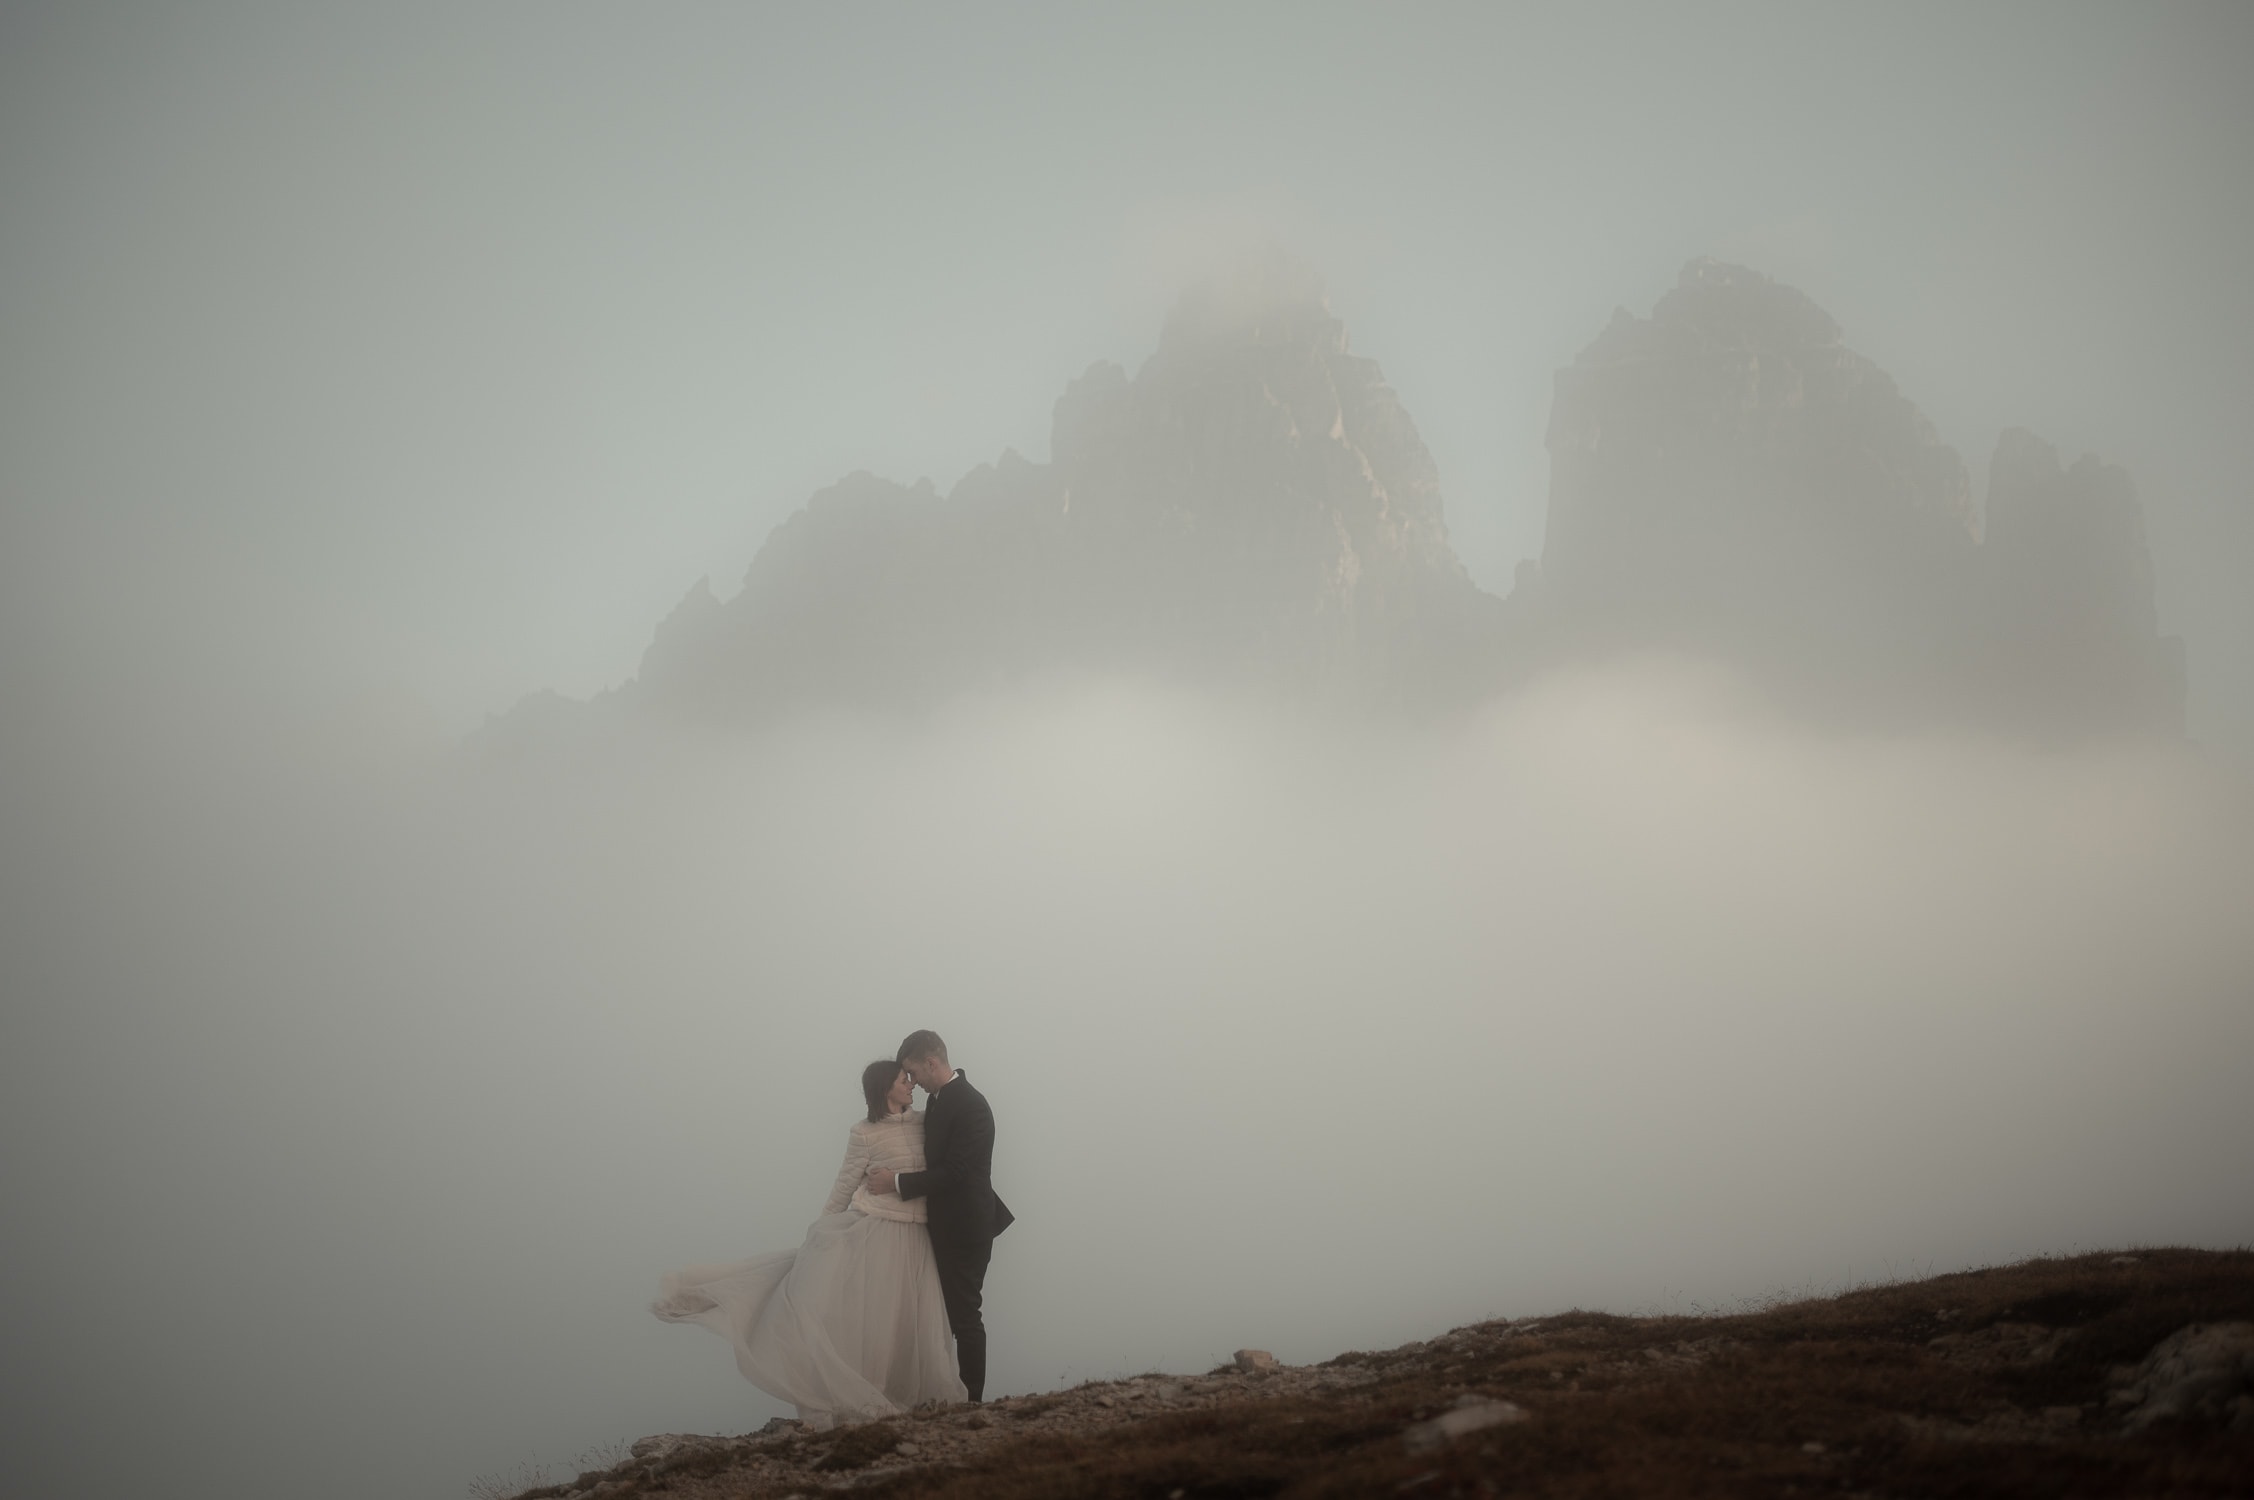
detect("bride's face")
[885,1069,914,1113]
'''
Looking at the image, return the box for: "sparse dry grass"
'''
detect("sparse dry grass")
[498,1248,2254,1499]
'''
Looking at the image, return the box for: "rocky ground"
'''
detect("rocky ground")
[502,1249,2253,1499]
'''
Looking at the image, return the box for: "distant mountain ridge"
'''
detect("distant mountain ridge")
[502,256,2183,739]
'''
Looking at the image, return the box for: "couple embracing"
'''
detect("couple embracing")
[653,1031,1013,1428]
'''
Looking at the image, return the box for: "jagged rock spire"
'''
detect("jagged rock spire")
[630,263,1497,722]
[1535,258,2180,733]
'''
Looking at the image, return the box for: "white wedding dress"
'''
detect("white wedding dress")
[652,1110,967,1428]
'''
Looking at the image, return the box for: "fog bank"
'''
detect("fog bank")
[4,665,2249,1498]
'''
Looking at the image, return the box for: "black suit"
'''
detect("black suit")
[897,1070,1012,1400]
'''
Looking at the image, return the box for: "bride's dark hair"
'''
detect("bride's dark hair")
[861,1059,905,1123]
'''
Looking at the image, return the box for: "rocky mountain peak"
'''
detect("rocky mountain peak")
[1152,249,1344,360]
[1542,258,1976,665]
[624,267,1496,724]
[1978,428,2178,726]
[1659,256,1847,352]
[1534,259,2180,732]
[1051,259,1466,594]
[505,258,2184,741]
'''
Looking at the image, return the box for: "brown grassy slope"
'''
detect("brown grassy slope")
[526,1248,2254,1500]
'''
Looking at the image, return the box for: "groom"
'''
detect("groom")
[866,1029,1013,1402]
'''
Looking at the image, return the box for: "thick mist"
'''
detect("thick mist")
[4,666,2249,1498]
[6,7,2254,1498]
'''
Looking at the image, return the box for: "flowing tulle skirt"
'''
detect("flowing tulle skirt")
[653,1210,966,1428]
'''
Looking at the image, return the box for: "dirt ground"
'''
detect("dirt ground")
[507,1248,2254,1499]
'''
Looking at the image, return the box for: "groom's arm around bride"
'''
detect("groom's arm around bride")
[867,1030,1012,1402]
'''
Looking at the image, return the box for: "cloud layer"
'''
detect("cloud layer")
[5,663,2248,1497]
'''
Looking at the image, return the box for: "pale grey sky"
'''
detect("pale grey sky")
[4,2,2251,748]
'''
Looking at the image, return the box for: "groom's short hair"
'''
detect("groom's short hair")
[897,1030,947,1067]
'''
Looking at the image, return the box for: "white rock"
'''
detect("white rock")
[1403,1398,1526,1452]
[2110,1322,2254,1431]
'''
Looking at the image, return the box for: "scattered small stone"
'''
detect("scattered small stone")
[2112,1255,2142,1267]
[894,1440,920,1457]
[1801,1441,1826,1454]
[1235,1348,1278,1373]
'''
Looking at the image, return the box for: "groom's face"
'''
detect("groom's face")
[903,1055,948,1093]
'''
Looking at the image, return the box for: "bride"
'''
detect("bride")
[652,1060,968,1427]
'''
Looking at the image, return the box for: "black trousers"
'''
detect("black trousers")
[932,1237,993,1401]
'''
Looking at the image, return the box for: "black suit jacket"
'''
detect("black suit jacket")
[898,1071,1014,1250]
